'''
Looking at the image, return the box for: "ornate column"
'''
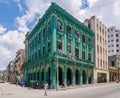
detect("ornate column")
[72,27,75,56]
[51,14,57,53]
[79,69,82,85]
[44,63,47,82]
[64,22,67,53]
[63,64,67,87]
[51,62,56,89]
[72,67,75,86]
[79,32,82,59]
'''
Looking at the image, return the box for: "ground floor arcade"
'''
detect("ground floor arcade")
[94,69,109,83]
[24,60,94,89]
[109,67,120,82]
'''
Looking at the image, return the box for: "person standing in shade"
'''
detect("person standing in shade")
[44,82,48,96]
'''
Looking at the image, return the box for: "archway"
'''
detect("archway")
[48,67,51,85]
[37,72,40,81]
[67,68,72,86]
[34,72,36,80]
[82,70,86,84]
[88,76,92,84]
[28,73,30,81]
[41,69,44,83]
[58,66,63,85]
[75,69,79,85]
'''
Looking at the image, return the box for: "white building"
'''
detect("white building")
[108,26,120,56]
[84,16,109,83]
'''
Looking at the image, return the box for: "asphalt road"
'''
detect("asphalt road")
[0,82,120,98]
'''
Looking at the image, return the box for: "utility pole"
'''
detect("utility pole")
[56,51,59,90]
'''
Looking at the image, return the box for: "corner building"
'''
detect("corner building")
[24,3,94,89]
[84,16,109,83]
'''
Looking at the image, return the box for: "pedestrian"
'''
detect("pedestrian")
[67,80,70,87]
[61,81,64,88]
[116,79,118,83]
[44,82,48,96]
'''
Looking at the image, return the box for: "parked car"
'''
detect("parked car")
[19,82,27,87]
[28,80,40,89]
[0,79,5,83]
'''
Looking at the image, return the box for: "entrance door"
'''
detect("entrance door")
[75,69,79,85]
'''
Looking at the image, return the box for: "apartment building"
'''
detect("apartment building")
[108,26,120,56]
[84,16,109,83]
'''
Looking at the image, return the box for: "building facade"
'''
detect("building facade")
[6,49,25,83]
[15,49,25,82]
[24,3,94,89]
[84,16,109,83]
[108,55,120,82]
[108,26,120,56]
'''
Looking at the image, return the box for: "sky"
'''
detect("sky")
[0,0,120,70]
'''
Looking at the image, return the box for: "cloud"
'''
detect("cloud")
[0,25,6,34]
[14,0,24,13]
[15,0,50,33]
[0,28,25,70]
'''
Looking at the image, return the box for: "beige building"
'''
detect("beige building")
[84,16,109,83]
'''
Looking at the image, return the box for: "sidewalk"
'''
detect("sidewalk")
[57,82,116,90]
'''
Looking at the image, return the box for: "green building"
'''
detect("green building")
[24,3,95,89]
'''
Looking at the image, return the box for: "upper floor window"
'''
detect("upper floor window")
[97,45,99,53]
[97,24,98,30]
[112,61,115,67]
[100,26,101,32]
[75,48,79,58]
[57,20,63,31]
[48,41,51,52]
[47,21,50,30]
[57,41,62,50]
[88,23,91,28]
[75,30,79,39]
[43,28,45,37]
[116,49,119,52]
[82,51,85,60]
[88,38,91,44]
[66,25,71,34]
[116,44,119,47]
[88,53,91,61]
[82,34,85,42]
[116,39,119,42]
[102,29,104,35]
[116,34,118,37]
[67,45,71,52]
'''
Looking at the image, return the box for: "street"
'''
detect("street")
[0,83,120,98]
